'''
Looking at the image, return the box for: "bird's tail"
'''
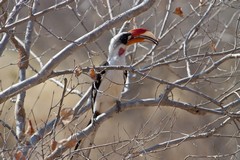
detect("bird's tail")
[71,119,98,159]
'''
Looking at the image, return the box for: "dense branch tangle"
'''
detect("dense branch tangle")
[0,0,240,159]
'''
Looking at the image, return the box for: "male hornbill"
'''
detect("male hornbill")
[73,28,158,157]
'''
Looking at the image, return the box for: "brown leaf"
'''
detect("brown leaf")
[58,139,77,148]
[174,7,184,17]
[64,139,77,148]
[74,65,82,77]
[15,150,26,160]
[60,108,74,124]
[51,139,58,151]
[210,42,217,52]
[10,36,29,69]
[25,119,35,136]
[89,68,96,80]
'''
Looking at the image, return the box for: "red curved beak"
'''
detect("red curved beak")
[127,28,158,46]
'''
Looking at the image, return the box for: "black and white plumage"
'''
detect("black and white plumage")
[92,33,130,117]
[73,28,158,158]
[92,29,158,117]
[91,61,127,117]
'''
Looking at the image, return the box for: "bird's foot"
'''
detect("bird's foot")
[91,117,96,126]
[129,65,135,71]
[91,111,101,126]
[116,100,122,113]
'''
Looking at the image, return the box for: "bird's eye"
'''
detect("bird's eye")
[119,33,131,45]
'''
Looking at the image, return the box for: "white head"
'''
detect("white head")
[107,28,158,65]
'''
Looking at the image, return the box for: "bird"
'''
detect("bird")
[72,28,158,158]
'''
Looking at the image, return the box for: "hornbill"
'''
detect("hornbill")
[73,28,158,158]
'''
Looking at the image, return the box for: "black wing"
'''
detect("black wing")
[90,61,127,117]
[73,61,109,154]
[123,70,128,84]
[91,61,108,117]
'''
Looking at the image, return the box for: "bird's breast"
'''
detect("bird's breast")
[100,70,124,97]
[93,70,125,114]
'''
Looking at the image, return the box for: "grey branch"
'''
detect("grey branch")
[45,95,234,159]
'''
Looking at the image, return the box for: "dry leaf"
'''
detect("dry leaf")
[74,65,82,77]
[210,42,217,52]
[10,36,29,69]
[15,150,26,160]
[174,7,184,17]
[89,68,96,80]
[25,119,35,136]
[51,139,58,151]
[58,139,77,148]
[65,139,77,148]
[60,108,74,124]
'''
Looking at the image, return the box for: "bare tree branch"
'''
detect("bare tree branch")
[0,0,156,104]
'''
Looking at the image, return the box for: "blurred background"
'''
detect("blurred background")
[1,0,240,159]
